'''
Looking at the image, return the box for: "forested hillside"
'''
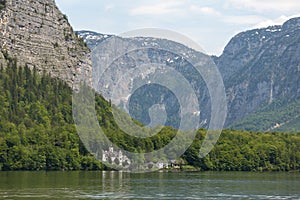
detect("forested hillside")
[0,58,299,171]
[0,58,103,170]
[185,130,300,171]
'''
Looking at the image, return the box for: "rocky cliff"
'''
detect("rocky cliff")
[216,17,300,131]
[78,31,222,129]
[78,17,300,132]
[0,0,91,88]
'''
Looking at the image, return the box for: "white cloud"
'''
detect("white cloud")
[190,6,221,17]
[223,15,267,25]
[189,5,266,26]
[228,0,300,12]
[130,1,185,16]
[188,5,267,26]
[105,4,115,12]
[253,14,300,28]
[55,0,300,55]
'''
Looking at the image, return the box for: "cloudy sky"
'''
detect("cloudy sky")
[56,0,300,55]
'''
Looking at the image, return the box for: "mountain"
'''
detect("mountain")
[78,30,213,129]
[0,0,299,171]
[216,17,300,131]
[1,59,299,171]
[77,17,300,132]
[0,0,91,88]
[77,30,112,51]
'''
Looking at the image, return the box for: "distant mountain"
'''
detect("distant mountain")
[77,17,300,132]
[76,31,112,51]
[77,30,213,129]
[216,17,300,132]
[0,0,299,172]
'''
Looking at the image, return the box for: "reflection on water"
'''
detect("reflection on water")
[0,171,299,199]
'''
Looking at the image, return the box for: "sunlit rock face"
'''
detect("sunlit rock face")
[0,0,92,88]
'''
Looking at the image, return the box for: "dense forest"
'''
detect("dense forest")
[0,58,300,171]
[230,98,300,133]
[0,58,104,170]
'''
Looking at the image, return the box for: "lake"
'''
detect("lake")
[0,171,299,199]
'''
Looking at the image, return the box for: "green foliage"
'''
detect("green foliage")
[0,57,299,172]
[231,99,300,132]
[0,0,6,11]
[62,14,68,21]
[0,58,103,170]
[94,93,300,171]
[184,130,300,171]
[75,32,87,48]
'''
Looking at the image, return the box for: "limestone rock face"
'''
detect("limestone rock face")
[0,0,92,88]
[78,17,300,132]
[215,17,300,129]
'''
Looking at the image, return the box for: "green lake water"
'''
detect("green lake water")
[0,171,299,199]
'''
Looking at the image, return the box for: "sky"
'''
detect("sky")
[55,0,300,56]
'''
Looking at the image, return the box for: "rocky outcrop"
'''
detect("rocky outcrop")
[0,0,92,88]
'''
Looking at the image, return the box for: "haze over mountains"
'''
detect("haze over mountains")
[0,0,299,172]
[0,0,298,133]
[78,17,300,132]
[215,17,300,132]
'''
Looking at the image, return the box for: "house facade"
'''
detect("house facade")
[102,146,131,166]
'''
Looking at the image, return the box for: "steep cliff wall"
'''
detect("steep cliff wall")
[0,0,91,88]
[216,18,300,128]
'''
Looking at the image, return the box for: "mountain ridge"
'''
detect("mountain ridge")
[0,0,298,132]
[219,17,300,130]
[77,17,300,132]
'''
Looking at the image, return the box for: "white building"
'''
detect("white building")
[102,146,131,166]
